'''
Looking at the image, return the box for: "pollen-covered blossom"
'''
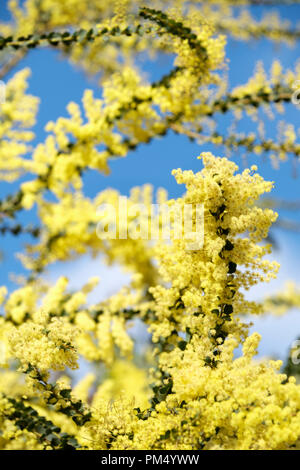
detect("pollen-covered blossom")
[20,186,163,285]
[262,282,300,316]
[2,4,226,204]
[114,334,300,450]
[8,311,79,374]
[1,152,300,449]
[0,0,300,451]
[76,153,299,451]
[149,153,279,345]
[0,69,39,182]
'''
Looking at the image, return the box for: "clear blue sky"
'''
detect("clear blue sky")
[0,2,299,360]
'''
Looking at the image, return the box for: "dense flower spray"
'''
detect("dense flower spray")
[0,0,299,450]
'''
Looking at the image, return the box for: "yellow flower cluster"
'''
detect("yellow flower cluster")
[9,311,79,374]
[0,151,300,450]
[20,186,161,286]
[0,0,300,451]
[0,69,38,182]
[113,334,300,450]
[262,281,300,316]
[148,153,279,343]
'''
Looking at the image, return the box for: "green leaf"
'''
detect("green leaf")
[223,304,233,315]
[228,262,237,274]
[178,340,187,351]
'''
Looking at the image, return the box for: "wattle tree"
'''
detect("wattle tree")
[0,0,299,450]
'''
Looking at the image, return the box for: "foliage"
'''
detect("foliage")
[0,0,299,450]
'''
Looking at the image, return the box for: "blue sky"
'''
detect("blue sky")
[0,2,299,361]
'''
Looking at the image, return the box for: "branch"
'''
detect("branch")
[24,365,92,427]
[215,22,300,42]
[202,85,292,116]
[2,396,80,449]
[0,7,209,57]
[170,124,300,159]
